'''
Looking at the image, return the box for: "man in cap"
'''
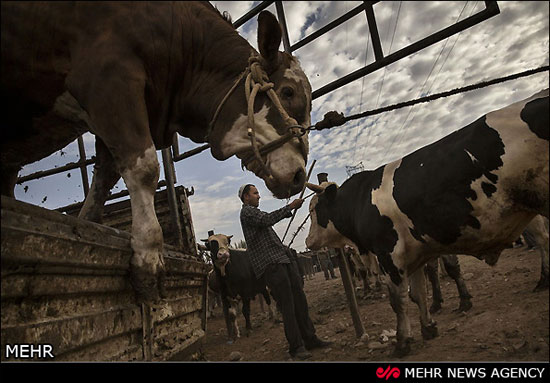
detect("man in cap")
[238,184,332,360]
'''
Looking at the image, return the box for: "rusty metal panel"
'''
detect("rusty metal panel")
[1,196,208,361]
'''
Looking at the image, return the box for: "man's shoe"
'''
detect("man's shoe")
[290,346,312,360]
[305,338,333,351]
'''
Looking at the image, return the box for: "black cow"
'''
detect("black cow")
[306,89,549,357]
[203,233,273,341]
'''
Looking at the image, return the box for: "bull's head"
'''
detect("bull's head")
[209,11,312,199]
[305,182,355,250]
[201,233,233,277]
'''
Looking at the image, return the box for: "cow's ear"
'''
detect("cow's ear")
[324,183,338,202]
[200,239,211,251]
[257,11,281,72]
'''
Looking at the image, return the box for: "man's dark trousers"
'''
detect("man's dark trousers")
[264,262,316,353]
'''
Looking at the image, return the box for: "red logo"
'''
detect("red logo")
[376,366,401,380]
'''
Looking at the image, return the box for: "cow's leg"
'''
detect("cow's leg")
[441,254,473,311]
[78,137,121,223]
[425,259,443,313]
[242,298,252,336]
[527,216,549,291]
[262,289,275,320]
[359,270,371,298]
[221,296,238,342]
[387,277,413,357]
[409,268,438,341]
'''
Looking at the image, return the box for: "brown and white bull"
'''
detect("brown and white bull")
[305,89,549,357]
[1,2,312,304]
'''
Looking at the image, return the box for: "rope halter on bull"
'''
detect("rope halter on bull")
[207,53,309,182]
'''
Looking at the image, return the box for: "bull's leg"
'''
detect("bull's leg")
[78,138,121,223]
[387,277,413,357]
[441,254,473,311]
[409,268,438,341]
[121,146,167,304]
[425,259,443,313]
[1,165,19,197]
[67,54,165,305]
[527,216,549,291]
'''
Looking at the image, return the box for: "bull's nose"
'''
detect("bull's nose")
[293,168,305,188]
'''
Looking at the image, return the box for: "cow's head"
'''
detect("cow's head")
[209,11,311,199]
[305,182,354,250]
[201,233,233,277]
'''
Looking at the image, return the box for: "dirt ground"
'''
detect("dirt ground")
[194,245,549,362]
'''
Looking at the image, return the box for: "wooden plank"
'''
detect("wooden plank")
[1,196,208,361]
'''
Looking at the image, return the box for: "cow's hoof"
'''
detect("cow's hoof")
[429,302,442,314]
[456,299,473,312]
[421,322,439,340]
[392,338,413,358]
[533,277,549,292]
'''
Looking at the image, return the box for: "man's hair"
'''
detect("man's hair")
[239,184,255,202]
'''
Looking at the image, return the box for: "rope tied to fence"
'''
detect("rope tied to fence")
[309,65,550,132]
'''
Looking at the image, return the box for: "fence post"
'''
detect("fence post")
[338,248,365,338]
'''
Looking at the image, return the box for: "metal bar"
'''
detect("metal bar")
[19,142,208,184]
[233,1,275,29]
[312,1,500,100]
[290,2,376,52]
[77,137,90,197]
[282,159,316,243]
[17,158,96,184]
[338,248,366,338]
[56,180,168,213]
[162,148,184,250]
[364,1,384,61]
[171,136,180,158]
[275,1,292,53]
[173,143,211,162]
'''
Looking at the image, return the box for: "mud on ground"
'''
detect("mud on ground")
[193,246,549,362]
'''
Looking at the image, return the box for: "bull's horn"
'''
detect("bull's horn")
[305,182,324,194]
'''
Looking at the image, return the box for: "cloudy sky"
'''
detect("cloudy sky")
[14,1,549,253]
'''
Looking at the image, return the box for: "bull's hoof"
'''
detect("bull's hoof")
[533,277,549,292]
[421,321,439,340]
[429,302,442,314]
[129,265,161,305]
[392,338,413,358]
[456,299,473,312]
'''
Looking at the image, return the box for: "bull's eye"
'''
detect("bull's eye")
[281,87,294,99]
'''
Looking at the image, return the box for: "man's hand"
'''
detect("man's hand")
[289,198,304,210]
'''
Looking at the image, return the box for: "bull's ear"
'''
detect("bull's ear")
[257,11,281,72]
[324,183,338,202]
[228,235,234,239]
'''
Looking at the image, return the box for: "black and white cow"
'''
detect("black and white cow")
[305,89,549,357]
[426,214,549,314]
[202,233,273,341]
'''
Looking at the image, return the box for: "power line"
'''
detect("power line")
[379,1,471,164]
